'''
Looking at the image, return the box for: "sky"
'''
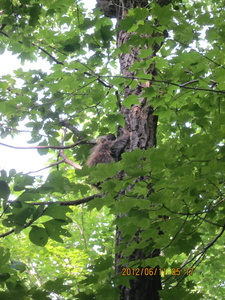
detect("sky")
[0,0,96,175]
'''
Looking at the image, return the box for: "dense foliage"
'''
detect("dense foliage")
[0,0,225,299]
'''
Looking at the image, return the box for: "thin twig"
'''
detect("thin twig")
[0,140,91,150]
[0,207,48,238]
[59,149,82,169]
[25,160,65,174]
[99,75,225,94]
[0,30,63,64]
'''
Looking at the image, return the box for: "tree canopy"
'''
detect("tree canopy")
[0,0,225,299]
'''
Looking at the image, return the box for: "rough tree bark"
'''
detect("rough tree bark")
[96,0,170,299]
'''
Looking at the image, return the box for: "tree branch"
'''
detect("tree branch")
[0,140,92,150]
[25,160,65,174]
[0,207,48,238]
[36,44,63,65]
[0,30,63,65]
[25,193,104,206]
[59,120,82,138]
[1,194,103,238]
[59,150,82,170]
[163,222,225,285]
[99,75,225,95]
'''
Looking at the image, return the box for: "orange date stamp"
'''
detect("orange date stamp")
[121,267,195,276]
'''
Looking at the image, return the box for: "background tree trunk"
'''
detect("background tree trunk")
[97,0,170,299]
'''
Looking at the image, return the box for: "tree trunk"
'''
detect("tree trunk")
[97,0,170,299]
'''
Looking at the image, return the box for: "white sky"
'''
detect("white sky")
[0,0,96,175]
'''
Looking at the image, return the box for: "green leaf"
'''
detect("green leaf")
[32,204,46,221]
[122,94,139,108]
[29,226,48,246]
[0,248,10,268]
[117,15,136,31]
[94,257,113,272]
[29,3,42,27]
[0,273,10,282]
[44,204,72,220]
[43,219,71,242]
[44,278,71,294]
[8,206,35,226]
[37,140,49,155]
[9,260,26,272]
[0,180,10,200]
[13,174,35,191]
